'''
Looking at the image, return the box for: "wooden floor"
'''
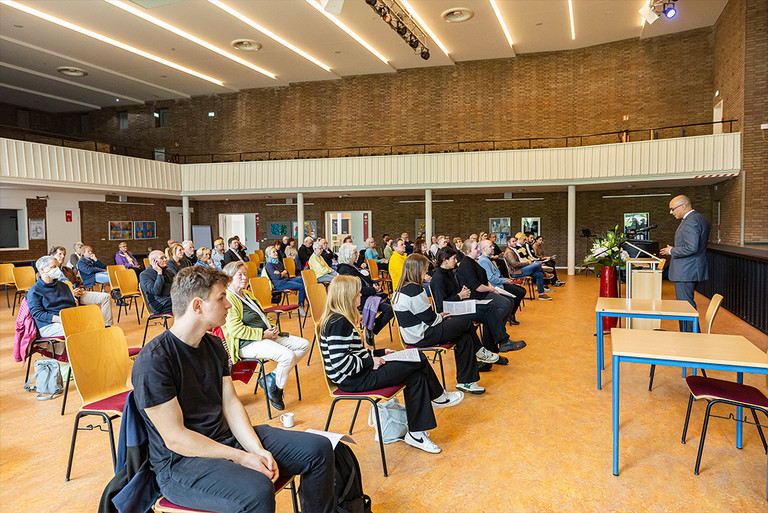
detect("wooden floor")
[1,274,766,512]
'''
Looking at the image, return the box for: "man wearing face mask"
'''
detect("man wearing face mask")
[27,255,77,338]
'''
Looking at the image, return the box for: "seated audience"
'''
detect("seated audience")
[412,238,435,276]
[166,238,175,248]
[477,240,526,324]
[457,240,525,351]
[77,246,110,288]
[284,237,299,272]
[319,275,463,454]
[211,238,226,270]
[263,246,306,315]
[319,239,337,269]
[139,250,174,314]
[530,234,564,286]
[181,240,197,266]
[115,241,142,278]
[69,241,84,269]
[166,243,188,276]
[27,255,76,339]
[222,262,310,410]
[133,266,333,513]
[430,236,447,259]
[364,237,387,265]
[50,246,112,327]
[430,246,510,366]
[223,237,249,265]
[297,237,314,271]
[194,247,215,268]
[504,235,552,300]
[393,255,485,395]
[383,237,394,261]
[308,242,339,283]
[388,238,408,290]
[335,243,394,343]
[402,233,413,255]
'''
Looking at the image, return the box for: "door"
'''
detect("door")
[713,100,723,134]
[219,213,259,251]
[167,206,184,242]
[324,211,372,250]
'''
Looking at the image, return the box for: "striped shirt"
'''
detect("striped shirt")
[319,314,372,384]
[392,283,442,344]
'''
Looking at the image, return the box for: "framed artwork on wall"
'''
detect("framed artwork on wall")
[134,221,156,240]
[521,217,540,237]
[108,221,133,240]
[489,217,511,245]
[415,219,435,239]
[268,221,289,239]
[623,212,649,232]
[29,218,45,240]
[291,220,317,239]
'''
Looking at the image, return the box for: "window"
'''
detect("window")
[80,113,90,133]
[118,111,128,130]
[0,209,22,249]
[16,109,30,129]
[155,108,170,128]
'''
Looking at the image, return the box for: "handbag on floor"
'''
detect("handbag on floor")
[333,442,372,513]
[23,358,63,400]
[368,397,407,444]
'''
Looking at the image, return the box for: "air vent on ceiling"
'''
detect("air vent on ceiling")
[231,39,263,52]
[57,66,87,77]
[442,8,474,23]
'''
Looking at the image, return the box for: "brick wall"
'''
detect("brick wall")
[1,198,48,262]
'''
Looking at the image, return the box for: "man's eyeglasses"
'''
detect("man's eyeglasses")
[669,204,684,213]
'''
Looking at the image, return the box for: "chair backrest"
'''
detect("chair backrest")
[314,323,339,396]
[61,304,104,337]
[138,286,157,316]
[249,276,273,307]
[367,259,379,279]
[283,257,296,277]
[305,282,327,326]
[0,263,15,285]
[12,266,36,290]
[301,269,317,287]
[115,268,140,295]
[143,257,150,269]
[245,260,260,280]
[703,293,724,334]
[62,280,76,299]
[107,264,125,290]
[254,249,264,262]
[66,327,132,405]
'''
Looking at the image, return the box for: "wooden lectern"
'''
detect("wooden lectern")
[625,251,664,329]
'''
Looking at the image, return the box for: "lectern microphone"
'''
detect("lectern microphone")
[635,224,658,233]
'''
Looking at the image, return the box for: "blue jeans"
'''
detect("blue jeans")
[95,272,110,284]
[274,276,306,307]
[156,425,334,513]
[517,263,546,293]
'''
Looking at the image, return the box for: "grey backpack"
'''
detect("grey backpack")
[23,358,63,400]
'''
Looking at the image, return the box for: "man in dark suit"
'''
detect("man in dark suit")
[660,195,710,332]
[222,237,249,265]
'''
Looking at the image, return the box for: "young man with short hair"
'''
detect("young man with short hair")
[133,266,334,512]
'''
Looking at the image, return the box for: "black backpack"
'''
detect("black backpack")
[334,442,372,513]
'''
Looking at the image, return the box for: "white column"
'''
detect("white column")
[425,189,433,244]
[296,192,304,240]
[182,195,191,241]
[567,185,576,275]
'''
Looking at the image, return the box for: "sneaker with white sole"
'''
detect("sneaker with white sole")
[431,390,464,409]
[404,431,441,454]
[475,347,499,364]
[456,382,486,395]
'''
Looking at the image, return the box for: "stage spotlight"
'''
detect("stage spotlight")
[408,34,419,48]
[420,46,430,60]
[395,21,407,35]
[663,3,677,18]
[365,0,376,5]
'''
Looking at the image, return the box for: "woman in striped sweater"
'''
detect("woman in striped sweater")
[319,276,462,454]
[392,254,485,395]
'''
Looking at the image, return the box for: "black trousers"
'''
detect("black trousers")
[501,283,526,317]
[485,292,513,333]
[373,301,394,335]
[674,281,697,332]
[339,352,443,432]
[415,316,481,384]
[467,302,510,352]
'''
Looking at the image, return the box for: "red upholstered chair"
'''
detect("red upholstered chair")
[64,327,132,481]
[153,474,299,513]
[249,276,303,338]
[681,375,768,499]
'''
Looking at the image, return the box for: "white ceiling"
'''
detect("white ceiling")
[0,0,728,113]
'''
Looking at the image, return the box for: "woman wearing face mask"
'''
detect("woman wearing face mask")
[26,255,76,339]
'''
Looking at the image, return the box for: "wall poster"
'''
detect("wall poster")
[108,221,133,240]
[521,217,540,237]
[134,221,156,240]
[489,217,511,245]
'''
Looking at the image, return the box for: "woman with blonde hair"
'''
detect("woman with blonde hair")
[319,275,462,454]
[393,254,486,395]
[166,243,188,276]
[221,261,310,410]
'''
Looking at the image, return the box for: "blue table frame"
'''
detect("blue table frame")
[596,307,699,390]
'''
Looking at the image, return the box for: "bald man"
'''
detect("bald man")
[660,195,710,332]
[139,250,175,314]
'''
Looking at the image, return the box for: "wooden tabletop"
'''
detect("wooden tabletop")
[595,297,699,317]
[611,328,768,369]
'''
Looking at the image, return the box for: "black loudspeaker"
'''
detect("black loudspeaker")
[623,240,659,258]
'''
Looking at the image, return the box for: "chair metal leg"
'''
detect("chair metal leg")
[106,415,117,471]
[682,393,695,443]
[25,344,34,383]
[142,319,151,347]
[117,301,123,323]
[65,412,84,481]
[751,409,768,454]
[294,365,301,401]
[289,480,299,513]
[437,352,447,389]
[256,361,272,420]
[133,297,140,325]
[4,284,9,308]
[648,365,656,391]
[61,366,72,416]
[307,335,315,366]
[324,398,340,430]
[388,321,393,342]
[369,397,388,477]
[349,401,362,435]
[695,400,716,475]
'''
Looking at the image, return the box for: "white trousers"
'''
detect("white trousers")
[79,291,113,326]
[239,335,310,389]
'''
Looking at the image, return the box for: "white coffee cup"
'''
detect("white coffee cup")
[280,412,295,428]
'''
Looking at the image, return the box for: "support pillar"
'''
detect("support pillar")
[182,195,191,241]
[425,189,432,244]
[567,185,576,275]
[297,192,304,240]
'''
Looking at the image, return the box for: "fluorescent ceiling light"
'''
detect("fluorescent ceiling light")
[399,0,450,58]
[266,202,315,206]
[305,0,391,66]
[602,193,671,199]
[0,82,100,109]
[0,0,225,86]
[105,0,275,79]
[0,61,143,103]
[568,0,575,40]
[399,199,454,204]
[209,0,333,73]
[489,0,514,47]
[485,197,544,202]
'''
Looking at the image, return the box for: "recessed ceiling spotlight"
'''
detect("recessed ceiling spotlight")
[535,22,543,26]
[231,39,262,51]
[57,66,87,77]
[13,24,24,28]
[441,8,473,23]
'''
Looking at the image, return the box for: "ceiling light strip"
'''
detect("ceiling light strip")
[305,0,392,67]
[0,0,226,86]
[488,0,514,47]
[398,0,451,58]
[568,0,575,40]
[602,194,671,199]
[209,0,334,73]
[105,0,276,79]
[1,36,191,98]
[485,197,544,201]
[0,62,144,103]
[0,82,101,109]
[399,199,454,204]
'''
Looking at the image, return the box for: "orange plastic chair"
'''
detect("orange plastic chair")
[249,276,302,337]
[11,265,36,316]
[138,287,173,347]
[284,257,297,277]
[0,262,15,308]
[304,283,327,366]
[115,268,143,324]
[106,264,125,292]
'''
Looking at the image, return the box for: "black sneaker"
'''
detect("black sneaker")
[494,356,509,365]
[477,361,493,372]
[499,340,526,352]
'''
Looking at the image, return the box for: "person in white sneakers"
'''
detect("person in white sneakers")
[319,276,462,454]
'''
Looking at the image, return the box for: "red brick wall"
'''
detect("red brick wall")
[1,199,48,262]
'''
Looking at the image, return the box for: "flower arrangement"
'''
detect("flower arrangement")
[582,225,629,274]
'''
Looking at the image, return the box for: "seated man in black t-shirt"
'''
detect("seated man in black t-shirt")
[132,266,334,513]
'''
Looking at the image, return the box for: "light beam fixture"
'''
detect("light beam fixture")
[568,0,575,40]
[489,0,514,48]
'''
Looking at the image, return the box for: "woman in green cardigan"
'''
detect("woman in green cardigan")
[221,261,309,410]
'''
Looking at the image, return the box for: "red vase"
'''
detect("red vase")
[600,266,619,331]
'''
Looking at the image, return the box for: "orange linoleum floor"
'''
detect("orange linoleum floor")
[1,274,766,513]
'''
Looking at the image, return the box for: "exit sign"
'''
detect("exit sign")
[622,115,630,121]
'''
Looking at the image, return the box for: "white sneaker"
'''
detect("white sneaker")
[298,307,306,317]
[456,382,486,395]
[476,347,499,364]
[404,431,441,454]
[432,390,464,409]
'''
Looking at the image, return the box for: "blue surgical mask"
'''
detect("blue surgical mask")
[266,257,279,264]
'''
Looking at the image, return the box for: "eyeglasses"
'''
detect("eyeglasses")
[669,204,684,213]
